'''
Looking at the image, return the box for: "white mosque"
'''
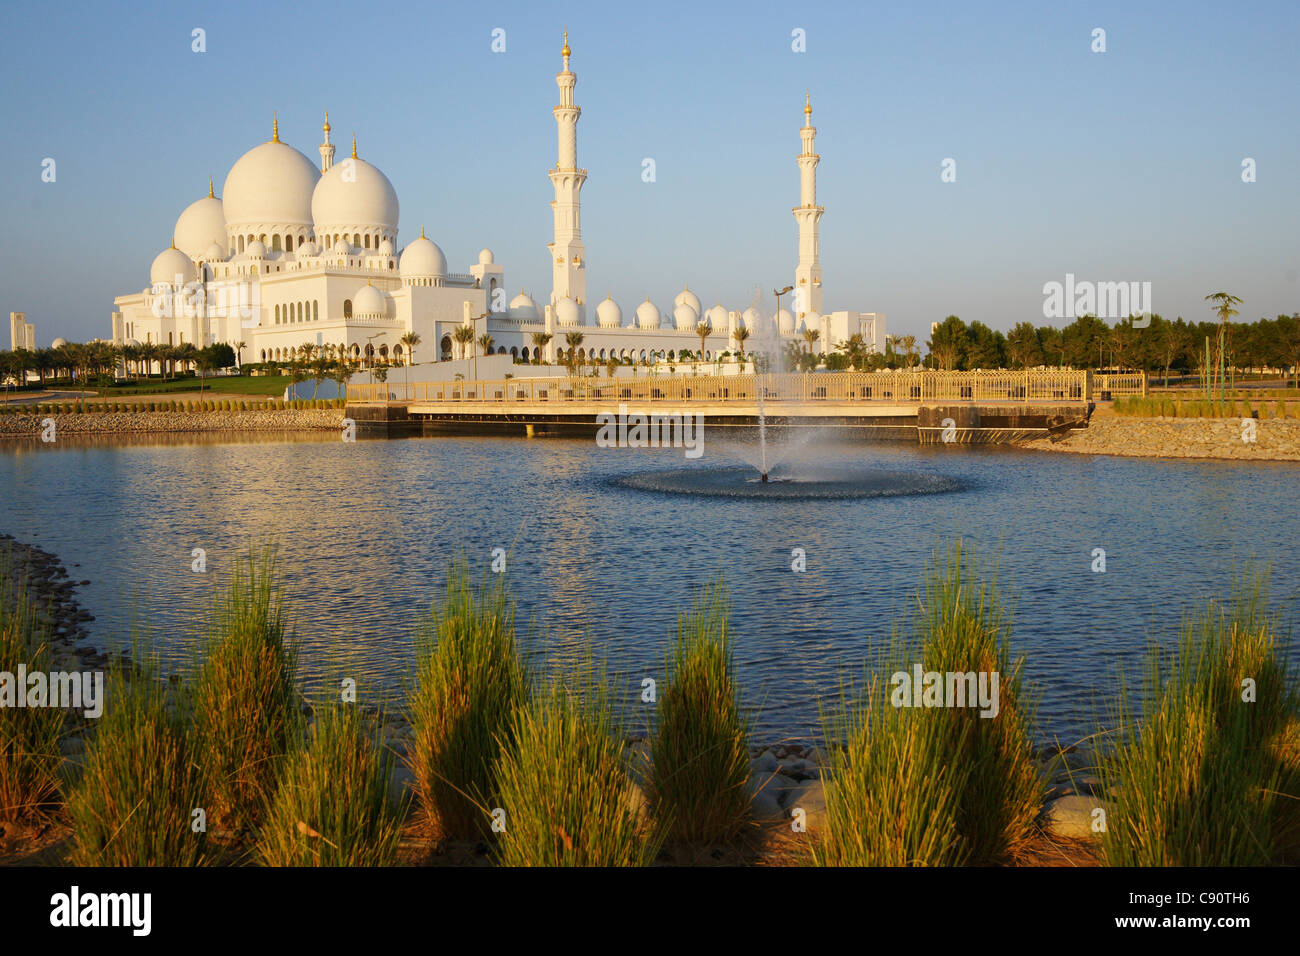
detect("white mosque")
[110,33,885,371]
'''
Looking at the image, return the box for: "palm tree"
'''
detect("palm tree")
[734,326,751,360]
[1205,292,1242,402]
[399,331,421,369]
[477,333,494,357]
[530,331,552,365]
[399,331,421,398]
[802,328,821,360]
[695,321,713,366]
[452,324,475,361]
[563,330,585,375]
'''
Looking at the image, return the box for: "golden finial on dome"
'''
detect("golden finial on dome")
[272,112,279,142]
[351,134,357,159]
[420,226,426,239]
[804,90,812,116]
[562,28,570,58]
[208,178,214,198]
[323,111,331,133]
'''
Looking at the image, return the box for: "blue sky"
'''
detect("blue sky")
[1,0,1297,344]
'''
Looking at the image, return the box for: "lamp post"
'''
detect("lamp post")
[470,311,489,384]
[773,285,793,372]
[365,331,386,371]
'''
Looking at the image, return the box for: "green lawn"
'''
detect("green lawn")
[93,375,292,397]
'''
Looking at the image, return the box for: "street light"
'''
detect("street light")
[773,285,793,369]
[470,311,489,384]
[365,332,386,370]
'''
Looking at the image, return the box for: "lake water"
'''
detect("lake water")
[1,430,1297,746]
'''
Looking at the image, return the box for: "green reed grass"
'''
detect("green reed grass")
[258,700,402,866]
[494,669,664,866]
[814,540,1042,866]
[408,560,527,840]
[649,579,751,843]
[191,547,299,832]
[0,564,64,821]
[67,646,207,865]
[1099,572,1300,865]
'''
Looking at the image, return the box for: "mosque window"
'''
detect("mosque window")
[238,236,245,253]
[364,235,371,249]
[275,305,280,324]
[285,235,294,252]
[313,301,319,321]
[353,234,360,247]
[343,299,353,319]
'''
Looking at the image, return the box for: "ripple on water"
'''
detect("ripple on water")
[611,464,964,500]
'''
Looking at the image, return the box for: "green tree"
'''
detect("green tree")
[927,315,968,370]
[529,331,552,365]
[1005,322,1042,368]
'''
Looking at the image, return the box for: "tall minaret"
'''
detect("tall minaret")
[548,30,587,320]
[319,112,335,172]
[793,91,824,320]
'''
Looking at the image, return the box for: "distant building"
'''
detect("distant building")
[9,312,34,351]
[109,32,884,370]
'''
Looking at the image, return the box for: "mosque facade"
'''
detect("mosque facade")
[111,34,884,371]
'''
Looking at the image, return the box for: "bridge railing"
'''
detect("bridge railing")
[347,369,1094,405]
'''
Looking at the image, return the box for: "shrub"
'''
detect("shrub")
[0,565,64,822]
[258,701,401,866]
[813,540,1042,866]
[649,580,751,843]
[409,561,527,840]
[191,548,299,832]
[494,671,662,866]
[67,648,207,865]
[1099,572,1300,865]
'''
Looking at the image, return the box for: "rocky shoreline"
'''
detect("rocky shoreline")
[1018,416,1300,461]
[0,409,345,437]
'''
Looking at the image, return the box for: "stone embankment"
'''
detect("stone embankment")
[0,409,345,437]
[1019,416,1300,461]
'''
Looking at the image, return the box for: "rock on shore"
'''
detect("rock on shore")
[0,409,345,437]
[1018,416,1300,461]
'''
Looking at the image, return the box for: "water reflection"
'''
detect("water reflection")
[0,431,1297,745]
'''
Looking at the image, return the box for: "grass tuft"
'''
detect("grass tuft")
[258,700,402,866]
[191,547,299,832]
[649,579,751,843]
[408,560,527,840]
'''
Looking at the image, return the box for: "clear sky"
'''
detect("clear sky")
[1,0,1296,344]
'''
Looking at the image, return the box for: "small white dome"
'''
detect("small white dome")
[332,239,351,256]
[399,235,447,278]
[478,247,494,265]
[555,296,580,327]
[741,306,763,330]
[204,241,226,261]
[125,338,141,347]
[222,139,319,230]
[596,296,622,328]
[297,240,319,257]
[352,283,389,317]
[311,154,399,235]
[674,286,702,317]
[246,239,267,258]
[778,308,795,334]
[378,238,394,256]
[706,304,729,329]
[151,246,196,286]
[635,299,661,330]
[509,292,540,321]
[673,302,699,331]
[174,193,226,259]
[51,337,68,348]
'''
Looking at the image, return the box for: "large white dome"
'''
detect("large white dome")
[352,284,390,318]
[596,296,622,328]
[673,302,699,331]
[150,246,196,286]
[741,306,763,330]
[399,233,447,278]
[174,193,226,259]
[705,304,729,329]
[635,299,661,330]
[778,308,795,334]
[674,286,702,317]
[555,296,580,327]
[222,139,319,230]
[311,154,399,235]
[509,292,539,321]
